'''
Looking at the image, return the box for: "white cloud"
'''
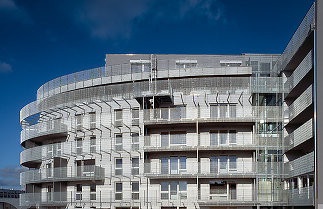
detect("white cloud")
[73,0,224,40]
[74,0,149,39]
[0,166,26,188]
[0,0,32,24]
[0,0,17,10]
[0,61,12,73]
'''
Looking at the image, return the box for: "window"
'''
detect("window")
[220,60,242,67]
[90,136,96,153]
[161,133,169,147]
[210,131,218,146]
[89,112,96,130]
[161,132,186,147]
[229,156,237,170]
[219,104,227,118]
[170,132,186,145]
[114,109,123,127]
[170,181,177,200]
[161,158,168,174]
[132,158,139,175]
[179,181,187,199]
[161,182,169,200]
[229,130,236,144]
[131,133,139,151]
[219,156,228,172]
[132,108,140,126]
[76,138,83,154]
[210,157,218,174]
[115,158,122,175]
[210,104,237,118]
[210,182,226,200]
[161,181,187,200]
[76,184,82,200]
[115,183,122,200]
[210,130,237,146]
[130,60,151,73]
[219,130,227,145]
[115,134,122,151]
[76,114,82,131]
[46,163,52,178]
[47,144,53,157]
[162,157,186,174]
[175,60,197,69]
[170,106,186,119]
[90,183,96,200]
[132,181,139,200]
[229,104,236,118]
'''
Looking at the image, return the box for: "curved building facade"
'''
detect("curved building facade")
[20,3,318,209]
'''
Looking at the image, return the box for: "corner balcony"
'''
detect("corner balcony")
[285,151,314,178]
[144,161,258,179]
[287,186,314,206]
[21,118,68,144]
[284,118,313,150]
[20,165,105,184]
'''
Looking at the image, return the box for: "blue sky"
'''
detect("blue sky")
[0,0,314,188]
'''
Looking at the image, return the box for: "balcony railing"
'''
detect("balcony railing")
[284,50,313,93]
[281,3,315,71]
[21,118,68,143]
[143,106,282,124]
[144,134,282,151]
[285,152,314,178]
[288,85,313,121]
[285,118,313,149]
[144,161,285,178]
[20,192,68,206]
[20,138,102,165]
[20,165,105,184]
[287,186,314,206]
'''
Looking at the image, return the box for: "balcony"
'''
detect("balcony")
[143,106,282,125]
[287,186,314,206]
[20,192,67,206]
[288,85,313,122]
[21,118,68,144]
[281,3,315,72]
[144,134,282,152]
[285,152,314,178]
[144,161,259,179]
[284,50,313,94]
[198,189,287,206]
[285,118,313,150]
[20,165,105,184]
[21,139,101,166]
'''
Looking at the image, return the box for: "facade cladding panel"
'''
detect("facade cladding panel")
[19,3,317,209]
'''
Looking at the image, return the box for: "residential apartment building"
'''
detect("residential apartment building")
[19,2,321,209]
